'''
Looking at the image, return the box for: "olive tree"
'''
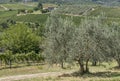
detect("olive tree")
[106,23,120,68]
[45,12,108,74]
[44,13,75,68]
[68,17,107,74]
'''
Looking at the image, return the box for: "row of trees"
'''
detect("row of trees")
[56,5,94,15]
[44,12,120,74]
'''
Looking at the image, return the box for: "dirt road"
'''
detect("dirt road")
[0,5,9,10]
[0,71,72,81]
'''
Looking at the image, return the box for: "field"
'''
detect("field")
[0,11,17,18]
[12,14,49,24]
[2,3,34,10]
[1,3,57,10]
[0,6,5,11]
[0,62,120,81]
[88,6,120,18]
[0,10,17,24]
[0,3,57,24]
[0,64,69,77]
[1,4,120,25]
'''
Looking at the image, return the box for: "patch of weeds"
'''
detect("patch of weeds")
[37,66,43,70]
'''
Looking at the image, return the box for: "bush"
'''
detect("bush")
[27,10,33,13]
[18,9,26,14]
[41,9,49,13]
[8,9,13,11]
[33,7,39,11]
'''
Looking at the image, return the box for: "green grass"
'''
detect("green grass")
[0,6,5,11]
[12,14,49,24]
[0,64,72,77]
[0,11,17,18]
[1,3,57,10]
[2,3,34,10]
[16,77,120,81]
[89,6,120,18]
[0,62,120,81]
[0,10,17,23]
[12,62,120,81]
[43,3,57,9]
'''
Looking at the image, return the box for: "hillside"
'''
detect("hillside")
[1,0,120,6]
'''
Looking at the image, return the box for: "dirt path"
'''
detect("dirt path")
[0,5,9,10]
[0,71,72,81]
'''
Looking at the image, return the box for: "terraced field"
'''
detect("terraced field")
[89,6,120,18]
[12,14,49,24]
[2,3,34,10]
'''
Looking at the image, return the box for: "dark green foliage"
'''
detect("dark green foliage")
[41,9,49,13]
[33,7,39,11]
[1,24,41,54]
[37,2,43,10]
[18,9,26,14]
[27,10,33,13]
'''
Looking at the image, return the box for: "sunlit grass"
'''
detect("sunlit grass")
[2,3,34,10]
[3,61,118,81]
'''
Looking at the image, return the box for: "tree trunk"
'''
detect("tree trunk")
[9,60,12,69]
[85,59,89,73]
[78,60,85,75]
[0,59,2,67]
[61,61,64,69]
[92,60,97,66]
[116,59,120,68]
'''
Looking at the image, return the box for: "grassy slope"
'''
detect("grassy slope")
[2,4,120,25]
[0,6,5,11]
[1,3,57,10]
[2,3,35,10]
[12,14,49,24]
[0,10,17,23]
[89,6,120,18]
[0,11,17,18]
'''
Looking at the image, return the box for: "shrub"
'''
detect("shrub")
[27,10,33,13]
[18,9,26,14]
[33,7,39,11]
[41,9,49,13]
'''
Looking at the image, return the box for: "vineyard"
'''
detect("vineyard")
[2,3,35,10]
[12,14,49,24]
[56,5,95,15]
[0,51,44,69]
[88,6,120,18]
